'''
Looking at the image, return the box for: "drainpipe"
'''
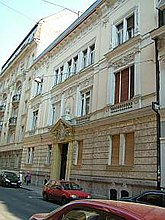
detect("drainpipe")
[152,38,161,190]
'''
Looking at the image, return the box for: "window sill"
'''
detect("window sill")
[106,165,134,171]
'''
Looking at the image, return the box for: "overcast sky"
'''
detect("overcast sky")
[0,0,96,69]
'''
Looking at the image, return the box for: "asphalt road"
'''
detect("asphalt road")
[0,186,60,220]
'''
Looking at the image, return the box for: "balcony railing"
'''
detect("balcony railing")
[9,117,17,127]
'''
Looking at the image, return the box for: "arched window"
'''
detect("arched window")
[110,189,117,200]
[121,190,129,198]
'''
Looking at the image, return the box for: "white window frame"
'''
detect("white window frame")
[32,110,38,130]
[89,44,95,65]
[81,90,91,116]
[46,145,52,164]
[113,12,135,48]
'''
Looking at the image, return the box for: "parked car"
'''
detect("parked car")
[29,199,165,220]
[42,180,91,205]
[0,170,21,187]
[120,190,165,207]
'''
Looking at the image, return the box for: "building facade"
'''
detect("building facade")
[20,0,163,199]
[0,0,164,199]
[0,10,77,176]
[151,0,165,190]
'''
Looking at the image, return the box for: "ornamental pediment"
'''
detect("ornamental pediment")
[51,118,74,142]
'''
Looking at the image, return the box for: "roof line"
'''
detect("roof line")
[32,0,102,66]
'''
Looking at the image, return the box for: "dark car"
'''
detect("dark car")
[0,171,21,188]
[42,180,91,205]
[29,199,165,220]
[120,190,165,207]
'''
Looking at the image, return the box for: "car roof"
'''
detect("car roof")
[47,180,77,184]
[59,199,165,220]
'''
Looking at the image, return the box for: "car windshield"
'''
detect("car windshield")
[61,182,81,190]
[4,172,17,178]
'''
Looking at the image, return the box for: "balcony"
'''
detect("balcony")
[0,104,6,114]
[12,94,21,106]
[9,117,17,127]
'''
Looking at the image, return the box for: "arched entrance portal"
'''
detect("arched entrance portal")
[60,143,68,180]
[51,119,75,180]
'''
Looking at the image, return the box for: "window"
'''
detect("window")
[74,140,83,165]
[110,132,134,166]
[126,14,134,40]
[32,110,38,130]
[59,66,63,83]
[27,147,34,164]
[46,145,52,164]
[52,105,56,124]
[67,60,72,77]
[81,91,91,116]
[54,69,59,85]
[114,13,135,47]
[89,44,95,64]
[36,79,43,95]
[82,49,88,68]
[73,55,78,74]
[114,65,134,104]
[116,22,123,45]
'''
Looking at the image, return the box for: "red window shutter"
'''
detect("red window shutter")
[121,68,129,102]
[115,72,120,104]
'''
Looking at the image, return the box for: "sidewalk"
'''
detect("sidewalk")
[21,183,42,195]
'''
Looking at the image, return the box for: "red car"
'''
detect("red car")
[42,180,91,205]
[29,199,165,220]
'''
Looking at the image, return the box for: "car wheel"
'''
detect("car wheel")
[43,193,48,201]
[60,196,67,205]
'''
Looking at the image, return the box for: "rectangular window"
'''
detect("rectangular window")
[81,91,91,116]
[82,49,88,68]
[27,147,34,164]
[46,145,52,164]
[32,110,38,129]
[114,13,135,47]
[126,14,134,40]
[73,55,78,74]
[54,69,59,85]
[89,44,95,65]
[36,79,43,95]
[110,133,134,166]
[67,60,72,77]
[74,140,83,165]
[116,22,123,45]
[59,66,63,83]
[114,65,134,104]
[52,105,56,124]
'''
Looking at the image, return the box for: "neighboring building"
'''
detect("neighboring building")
[0,10,77,175]
[151,0,165,189]
[20,0,162,199]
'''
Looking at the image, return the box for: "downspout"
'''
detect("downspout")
[152,38,161,190]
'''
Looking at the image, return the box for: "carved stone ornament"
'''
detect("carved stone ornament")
[51,119,74,142]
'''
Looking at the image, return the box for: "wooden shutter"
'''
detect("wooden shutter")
[130,65,134,99]
[114,72,120,104]
[125,133,134,165]
[121,68,129,102]
[112,135,120,165]
[77,140,83,165]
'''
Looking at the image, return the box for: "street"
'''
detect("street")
[0,186,59,220]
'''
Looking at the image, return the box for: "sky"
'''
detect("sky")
[0,0,96,69]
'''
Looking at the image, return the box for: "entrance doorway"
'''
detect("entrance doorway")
[60,143,68,180]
